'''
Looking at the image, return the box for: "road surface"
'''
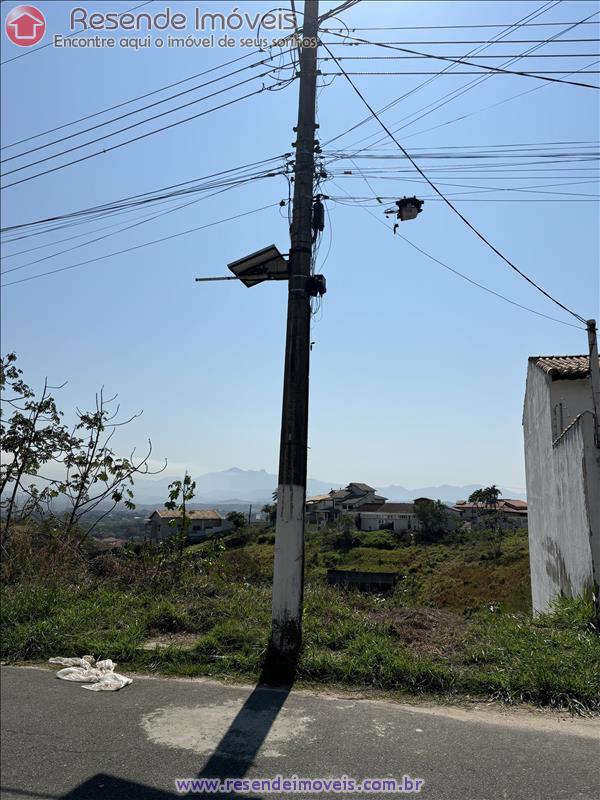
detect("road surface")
[1,666,598,799]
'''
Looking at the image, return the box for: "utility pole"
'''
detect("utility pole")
[268,0,320,667]
[587,319,600,446]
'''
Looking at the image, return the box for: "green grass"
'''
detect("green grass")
[2,526,598,712]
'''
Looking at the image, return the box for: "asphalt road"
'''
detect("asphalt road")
[1,666,598,800]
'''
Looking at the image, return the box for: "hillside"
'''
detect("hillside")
[129,467,526,505]
[3,521,598,712]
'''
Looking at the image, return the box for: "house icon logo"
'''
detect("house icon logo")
[5,5,46,47]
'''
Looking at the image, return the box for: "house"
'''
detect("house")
[305,482,387,525]
[453,499,528,529]
[147,509,232,543]
[356,502,419,532]
[523,354,600,613]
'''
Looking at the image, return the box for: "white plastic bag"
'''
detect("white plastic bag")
[49,655,132,691]
[82,671,132,691]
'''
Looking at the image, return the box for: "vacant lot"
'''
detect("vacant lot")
[2,526,599,712]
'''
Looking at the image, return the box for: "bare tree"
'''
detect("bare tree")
[1,354,165,550]
[60,389,165,542]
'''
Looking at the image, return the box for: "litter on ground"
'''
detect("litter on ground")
[48,656,132,691]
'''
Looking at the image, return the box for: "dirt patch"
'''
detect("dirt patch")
[368,606,470,657]
[141,633,200,651]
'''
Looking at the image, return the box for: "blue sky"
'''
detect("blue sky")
[1,0,598,492]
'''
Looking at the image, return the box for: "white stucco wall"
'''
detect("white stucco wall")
[523,363,598,613]
[357,513,416,532]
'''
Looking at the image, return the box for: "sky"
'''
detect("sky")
[1,0,598,493]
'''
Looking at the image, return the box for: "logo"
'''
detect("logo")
[5,5,46,46]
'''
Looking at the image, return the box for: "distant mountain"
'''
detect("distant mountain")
[130,468,342,506]
[130,469,525,506]
[377,484,526,503]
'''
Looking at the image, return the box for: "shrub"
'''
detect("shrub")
[357,531,396,550]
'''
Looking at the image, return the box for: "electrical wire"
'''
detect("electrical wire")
[322,30,600,89]
[329,180,585,330]
[1,203,281,288]
[323,1,568,149]
[1,171,284,276]
[1,155,286,235]
[321,42,589,326]
[1,54,280,162]
[329,9,599,154]
[322,21,600,31]
[319,70,599,82]
[0,83,286,191]
[1,65,289,179]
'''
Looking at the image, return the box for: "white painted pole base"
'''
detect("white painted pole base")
[270,483,305,656]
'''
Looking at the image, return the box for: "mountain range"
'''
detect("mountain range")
[130,467,526,506]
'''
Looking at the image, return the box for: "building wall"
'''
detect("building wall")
[549,376,593,441]
[523,364,598,613]
[357,513,417,532]
[149,516,229,540]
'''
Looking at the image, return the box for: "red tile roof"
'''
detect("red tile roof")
[151,509,222,520]
[531,355,597,378]
[359,503,415,514]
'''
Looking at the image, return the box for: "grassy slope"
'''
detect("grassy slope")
[2,527,599,712]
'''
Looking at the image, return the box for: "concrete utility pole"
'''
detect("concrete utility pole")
[269,0,320,665]
[587,319,600,446]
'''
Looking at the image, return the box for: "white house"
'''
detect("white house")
[356,502,419,532]
[523,354,600,613]
[147,509,232,542]
[305,483,387,525]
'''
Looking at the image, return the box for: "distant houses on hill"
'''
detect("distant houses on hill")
[305,482,527,532]
[146,509,233,542]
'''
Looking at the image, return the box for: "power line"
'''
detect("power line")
[322,21,600,31]
[1,171,283,275]
[319,70,600,82]
[323,2,570,148]
[322,32,600,89]
[1,50,265,152]
[0,84,281,191]
[324,37,600,45]
[329,180,584,330]
[1,155,286,236]
[1,66,286,179]
[399,58,600,143]
[2,55,281,164]
[321,42,589,326]
[321,53,600,59]
[1,203,280,287]
[337,13,599,156]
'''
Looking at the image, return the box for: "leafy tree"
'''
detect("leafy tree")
[164,472,196,581]
[261,503,276,527]
[468,485,502,508]
[414,499,452,542]
[1,354,74,545]
[468,485,504,557]
[226,510,246,529]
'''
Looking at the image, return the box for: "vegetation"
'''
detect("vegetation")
[226,511,247,529]
[164,472,196,581]
[2,520,599,713]
[2,358,598,713]
[1,353,164,572]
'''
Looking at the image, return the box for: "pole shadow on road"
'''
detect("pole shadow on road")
[36,658,298,799]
